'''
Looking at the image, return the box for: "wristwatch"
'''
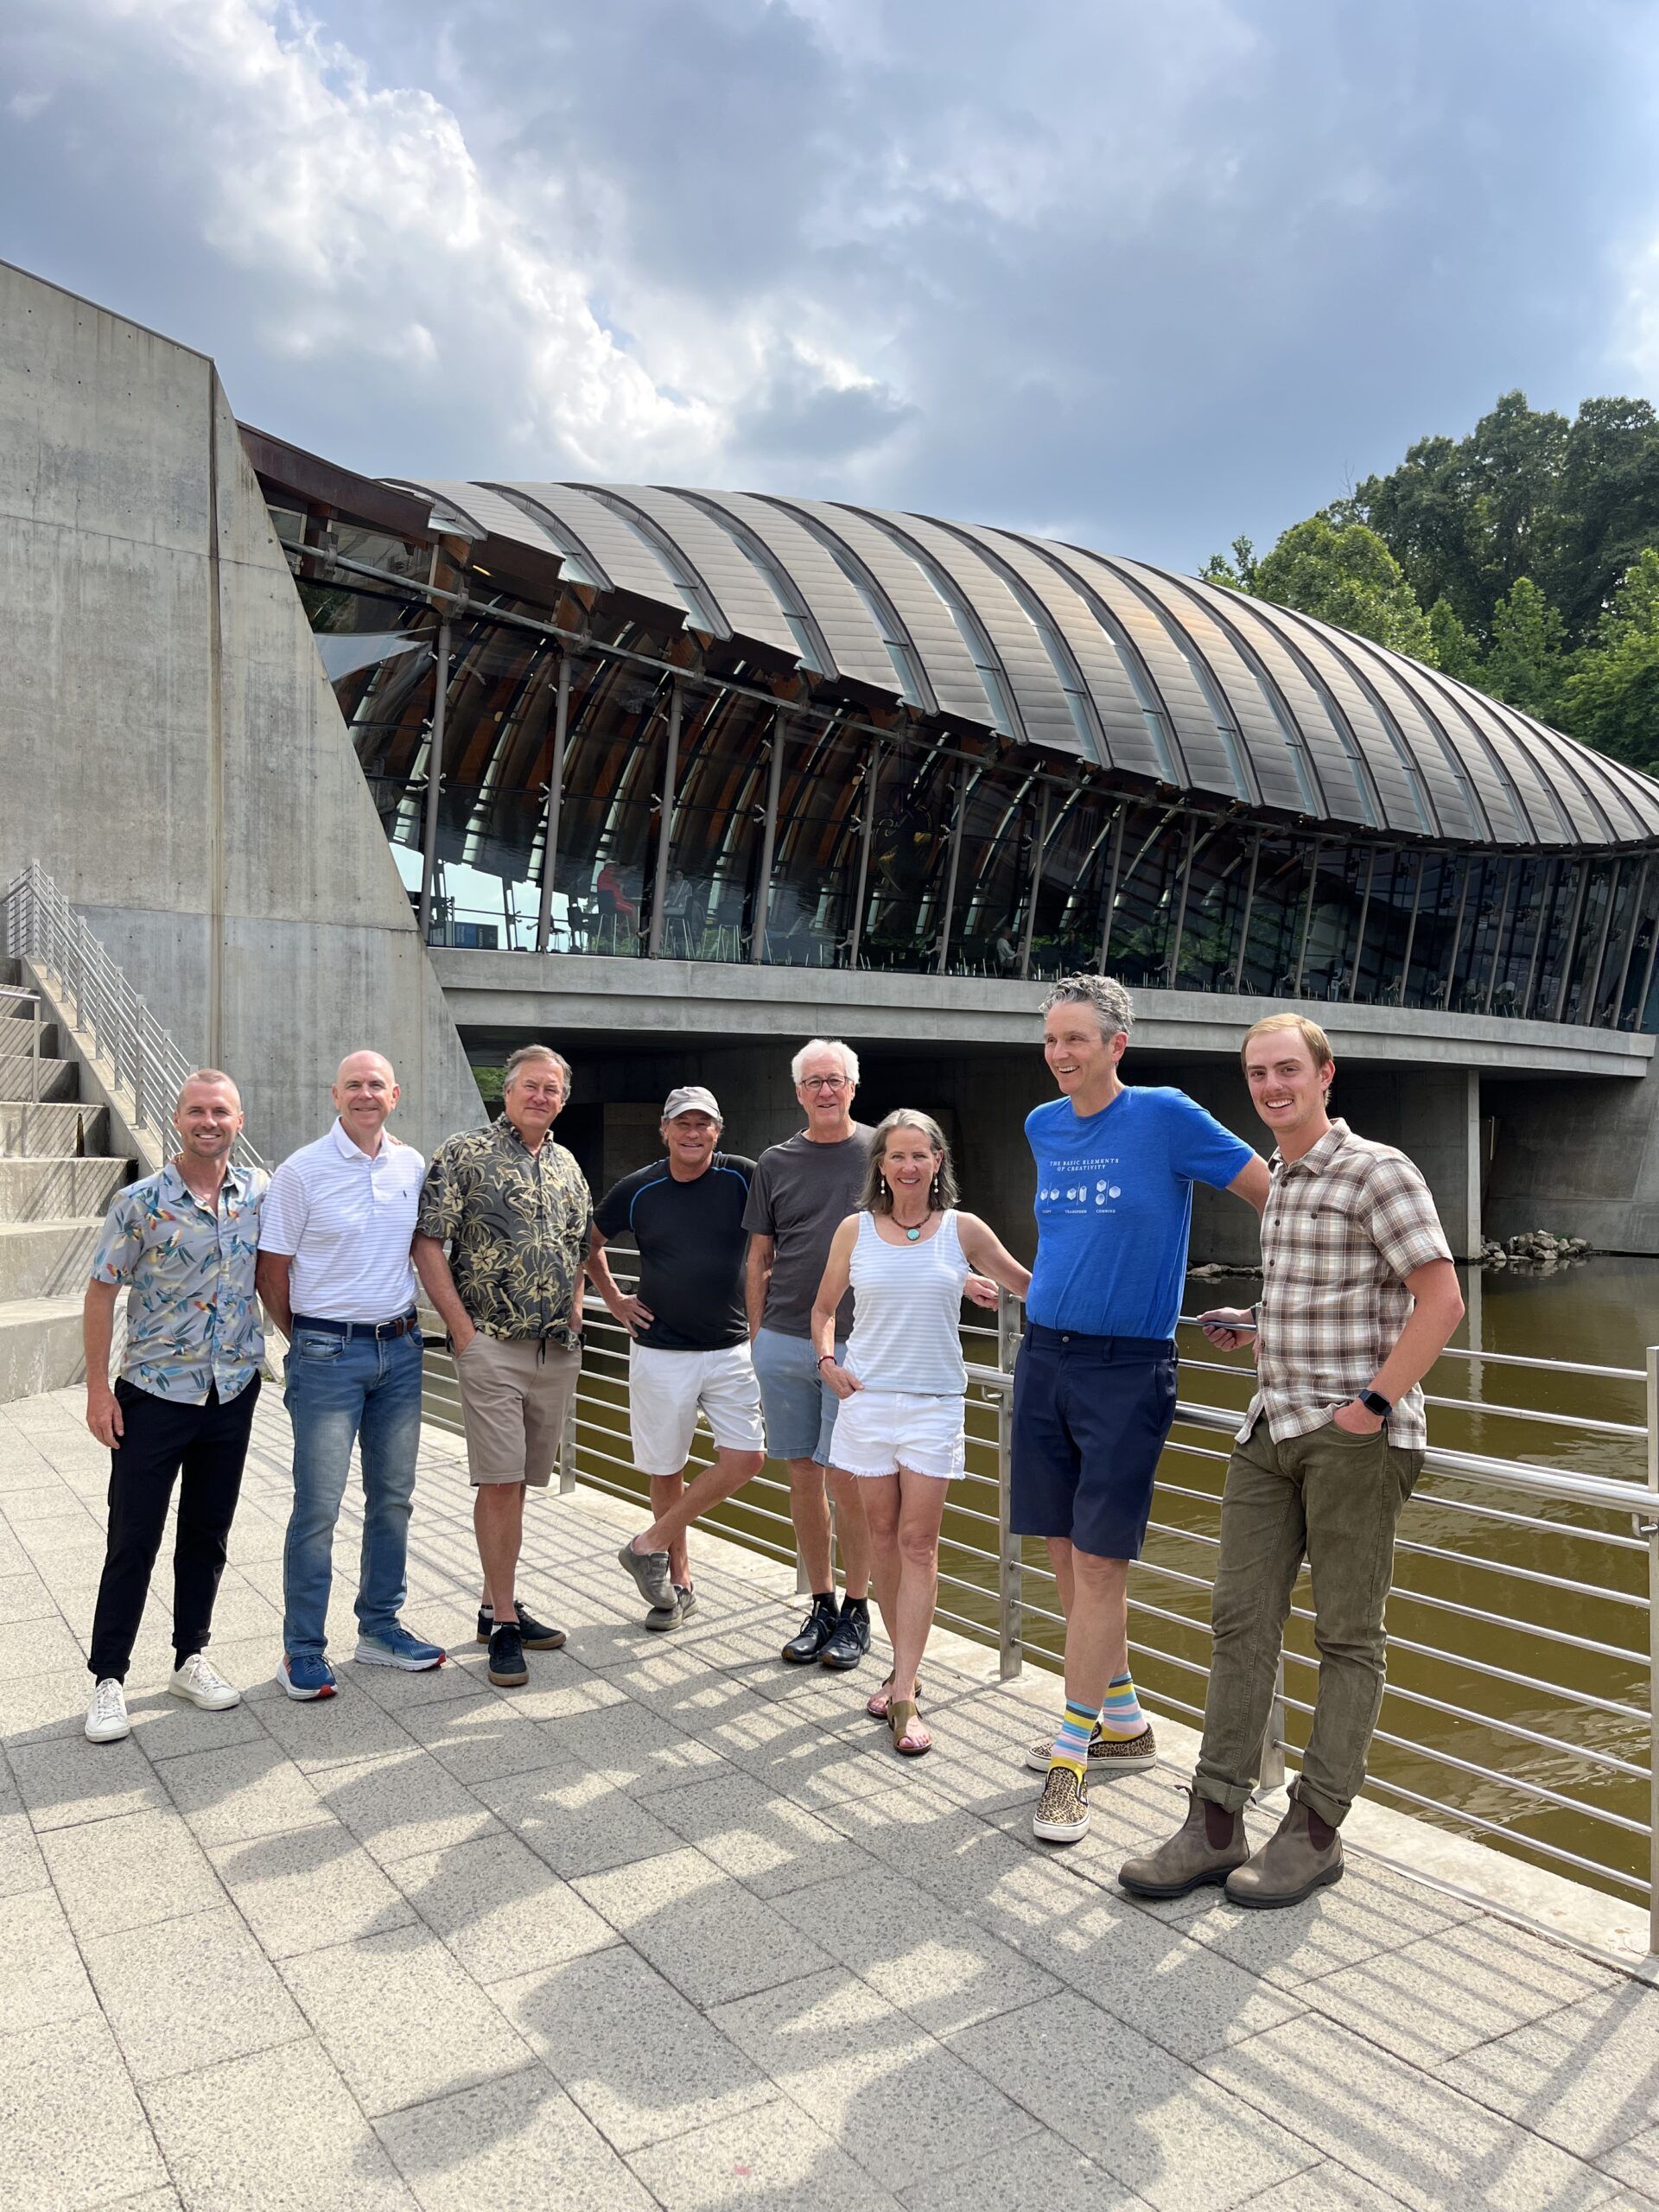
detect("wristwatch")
[1357,1388,1392,1418]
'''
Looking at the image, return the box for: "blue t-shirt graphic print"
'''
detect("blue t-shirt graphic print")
[1026,1087,1255,1340]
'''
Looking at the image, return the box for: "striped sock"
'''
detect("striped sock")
[1048,1698,1097,1777]
[1098,1671,1147,1740]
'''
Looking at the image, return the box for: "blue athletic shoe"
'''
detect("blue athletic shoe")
[353,1624,447,1672]
[276,1654,337,1700]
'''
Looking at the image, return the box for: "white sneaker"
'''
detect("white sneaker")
[168,1653,241,1711]
[85,1677,130,1744]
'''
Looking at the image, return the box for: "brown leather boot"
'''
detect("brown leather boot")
[1224,1792,1343,1909]
[1118,1788,1249,1898]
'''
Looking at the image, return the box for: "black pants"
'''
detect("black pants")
[87,1376,260,1682]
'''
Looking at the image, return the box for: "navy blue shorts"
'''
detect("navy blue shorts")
[1010,1324,1179,1561]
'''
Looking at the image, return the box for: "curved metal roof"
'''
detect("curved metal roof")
[392,477,1659,852]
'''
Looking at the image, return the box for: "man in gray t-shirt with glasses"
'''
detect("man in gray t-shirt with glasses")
[742,1039,874,1671]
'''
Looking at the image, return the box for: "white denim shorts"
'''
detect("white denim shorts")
[828,1389,966,1482]
[628,1342,766,1475]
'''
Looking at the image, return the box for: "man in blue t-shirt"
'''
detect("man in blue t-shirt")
[1017,975,1269,1847]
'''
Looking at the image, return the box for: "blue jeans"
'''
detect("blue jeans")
[282,1325,423,1658]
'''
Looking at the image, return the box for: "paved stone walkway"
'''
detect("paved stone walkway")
[2,1385,1658,2211]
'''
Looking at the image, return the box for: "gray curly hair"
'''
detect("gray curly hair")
[1039,974,1134,1039]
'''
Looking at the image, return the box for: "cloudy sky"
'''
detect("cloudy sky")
[3,0,1656,568]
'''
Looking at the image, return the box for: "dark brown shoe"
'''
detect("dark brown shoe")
[1224,1794,1343,1910]
[1119,1788,1249,1898]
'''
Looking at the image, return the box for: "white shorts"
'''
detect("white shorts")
[828,1389,966,1482]
[628,1342,766,1475]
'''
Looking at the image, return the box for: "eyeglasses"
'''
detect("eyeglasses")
[799,1074,850,1092]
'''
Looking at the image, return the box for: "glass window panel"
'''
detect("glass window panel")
[1030,789,1118,980]
[1300,844,1364,1002]
[1619,868,1658,1030]
[1529,860,1583,1020]
[1174,820,1255,993]
[943,765,1034,979]
[664,690,771,963]
[1236,836,1311,995]
[554,659,671,958]
[1405,852,1462,1008]
[859,746,957,970]
[1104,805,1185,986]
[763,719,868,969]
[1563,860,1614,1022]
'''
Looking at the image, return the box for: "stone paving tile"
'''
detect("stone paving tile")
[0,1885,97,2038]
[391,1829,618,1982]
[0,1567,54,1623]
[1163,1860,1480,1990]
[644,1764,880,1898]
[494,1943,773,2153]
[575,1844,837,2007]
[478,1757,692,1878]
[0,1660,92,1741]
[254,1682,422,1772]
[156,1736,334,1848]
[205,1821,418,1958]
[0,1785,48,1897]
[281,1923,539,2118]
[143,2036,420,2211]
[9,1729,171,1830]
[549,1696,741,1796]
[308,1749,504,1866]
[950,1988,1319,2212]
[1300,1916,1620,2068]
[1201,2012,1616,2211]
[118,1690,268,1764]
[1436,1980,1659,2162]
[0,2015,169,2210]
[39,1805,226,1940]
[626,2094,907,2209]
[709,1965,1039,2197]
[771,1863,1063,2035]
[395,1692,577,1784]
[898,2132,1153,2209]
[82,1903,309,2086]
[376,2066,656,2212]
[1598,2126,1659,2202]
[1230,2166,1415,2210]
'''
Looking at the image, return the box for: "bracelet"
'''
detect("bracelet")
[816,1354,836,1369]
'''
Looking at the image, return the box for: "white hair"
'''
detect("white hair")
[791,1037,861,1087]
[1040,975,1134,1039]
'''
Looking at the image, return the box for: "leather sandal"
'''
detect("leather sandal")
[866,1672,924,1719]
[888,1699,931,1757]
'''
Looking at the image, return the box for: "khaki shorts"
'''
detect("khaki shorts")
[454,1333,580,1487]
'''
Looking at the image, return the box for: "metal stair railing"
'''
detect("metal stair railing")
[2,860,265,1172]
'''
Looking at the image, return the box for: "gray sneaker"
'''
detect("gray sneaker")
[619,1540,675,1613]
[645,1583,698,1634]
[1023,1721,1158,1774]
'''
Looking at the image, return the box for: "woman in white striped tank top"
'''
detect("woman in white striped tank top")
[811,1111,1030,1758]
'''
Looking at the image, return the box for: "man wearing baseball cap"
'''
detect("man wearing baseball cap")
[588,1087,765,1626]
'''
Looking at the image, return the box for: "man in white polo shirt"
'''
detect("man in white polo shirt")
[255,1050,444,1700]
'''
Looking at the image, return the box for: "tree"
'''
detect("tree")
[1249,516,1433,658]
[1484,577,1571,722]
[1426,599,1484,683]
[1201,536,1257,591]
[1561,548,1659,772]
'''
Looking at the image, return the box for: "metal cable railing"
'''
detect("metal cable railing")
[423,1282,1659,1947]
[1,861,264,1172]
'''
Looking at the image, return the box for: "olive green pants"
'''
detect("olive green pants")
[1193,1414,1422,1830]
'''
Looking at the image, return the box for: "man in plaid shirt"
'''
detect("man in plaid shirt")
[1121,1012,1464,1909]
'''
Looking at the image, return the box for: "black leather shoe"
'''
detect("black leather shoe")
[477,1602,566,1651]
[818,1597,871,1672]
[486,1624,529,1688]
[781,1593,839,1664]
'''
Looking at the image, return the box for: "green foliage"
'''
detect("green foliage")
[1216,386,1659,762]
[1561,549,1659,772]
[472,1064,505,1103]
[1484,577,1571,722]
[1249,517,1433,658]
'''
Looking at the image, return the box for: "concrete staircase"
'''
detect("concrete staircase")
[0,963,134,1400]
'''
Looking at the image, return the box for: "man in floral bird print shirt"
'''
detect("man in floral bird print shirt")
[81,1071,267,1745]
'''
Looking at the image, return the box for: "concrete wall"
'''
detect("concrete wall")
[1484,1058,1659,1250]
[0,261,480,1165]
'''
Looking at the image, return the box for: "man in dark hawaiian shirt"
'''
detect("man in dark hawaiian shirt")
[414,1046,591,1688]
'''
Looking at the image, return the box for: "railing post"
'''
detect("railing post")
[996,1287,1023,1680]
[1647,1345,1659,1955]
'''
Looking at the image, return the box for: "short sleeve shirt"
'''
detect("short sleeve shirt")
[91,1161,267,1404]
[257,1122,425,1322]
[1026,1088,1256,1340]
[741,1126,874,1338]
[1244,1118,1452,1451]
[416,1119,593,1345]
[594,1154,755,1351]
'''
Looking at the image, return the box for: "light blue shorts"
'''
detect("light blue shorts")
[751,1325,846,1465]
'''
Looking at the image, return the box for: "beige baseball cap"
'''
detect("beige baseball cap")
[663,1084,722,1122]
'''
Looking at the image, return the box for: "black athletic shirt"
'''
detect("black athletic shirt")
[592,1153,756,1352]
